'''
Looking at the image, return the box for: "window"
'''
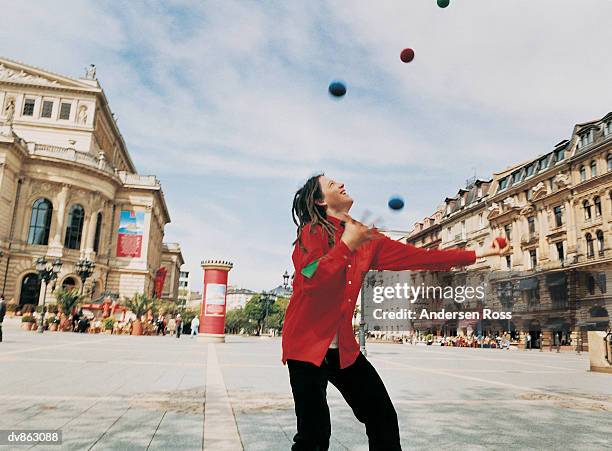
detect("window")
[528,216,536,237]
[608,154,612,172]
[478,213,483,228]
[529,250,537,269]
[461,221,466,239]
[526,163,535,177]
[587,275,595,295]
[525,189,532,201]
[554,149,564,162]
[41,100,53,118]
[590,160,597,178]
[64,204,85,249]
[553,206,563,227]
[498,178,508,191]
[548,177,555,191]
[599,273,607,293]
[583,200,592,220]
[59,102,71,120]
[586,233,594,258]
[27,198,52,245]
[594,196,602,216]
[504,224,512,241]
[22,98,35,116]
[579,130,594,148]
[580,165,586,181]
[596,230,604,255]
[511,171,522,185]
[93,212,103,253]
[556,241,564,262]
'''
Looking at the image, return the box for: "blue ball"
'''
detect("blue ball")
[328,81,347,97]
[388,196,404,210]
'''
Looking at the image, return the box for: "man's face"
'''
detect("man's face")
[318,175,353,212]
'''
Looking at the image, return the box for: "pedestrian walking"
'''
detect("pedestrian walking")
[0,295,6,343]
[282,174,509,451]
[526,333,532,350]
[175,314,182,338]
[191,316,199,337]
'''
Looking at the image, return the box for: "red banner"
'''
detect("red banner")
[154,267,167,299]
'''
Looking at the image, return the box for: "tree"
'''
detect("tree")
[225,308,248,335]
[243,295,289,335]
[54,288,82,316]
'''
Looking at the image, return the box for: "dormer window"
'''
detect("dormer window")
[511,170,522,185]
[539,156,549,171]
[579,165,586,182]
[554,148,564,163]
[526,163,535,177]
[604,121,611,136]
[578,130,594,149]
[460,196,466,207]
[477,186,482,198]
[498,177,508,191]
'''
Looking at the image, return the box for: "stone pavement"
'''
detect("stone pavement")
[1,318,612,450]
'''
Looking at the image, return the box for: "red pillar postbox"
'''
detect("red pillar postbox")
[199,259,233,342]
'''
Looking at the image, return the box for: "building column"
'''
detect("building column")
[48,185,69,255]
[537,208,548,260]
[84,211,98,257]
[566,199,577,258]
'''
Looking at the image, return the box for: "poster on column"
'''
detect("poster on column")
[116,210,145,257]
[204,283,226,316]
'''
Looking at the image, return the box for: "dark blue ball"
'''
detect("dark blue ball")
[328,81,347,97]
[388,196,404,210]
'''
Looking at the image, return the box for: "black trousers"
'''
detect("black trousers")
[0,323,3,342]
[287,349,401,451]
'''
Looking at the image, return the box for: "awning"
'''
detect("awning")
[519,277,539,291]
[546,272,566,287]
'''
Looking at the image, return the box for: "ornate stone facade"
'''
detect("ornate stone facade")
[405,112,612,348]
[0,57,177,307]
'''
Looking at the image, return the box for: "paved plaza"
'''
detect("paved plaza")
[1,317,611,450]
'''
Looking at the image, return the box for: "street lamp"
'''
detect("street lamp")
[35,257,62,334]
[261,290,277,335]
[75,258,95,295]
[283,270,290,289]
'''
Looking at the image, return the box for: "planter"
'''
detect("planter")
[131,320,143,336]
[21,322,33,331]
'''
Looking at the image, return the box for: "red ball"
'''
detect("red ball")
[493,237,507,249]
[400,48,415,63]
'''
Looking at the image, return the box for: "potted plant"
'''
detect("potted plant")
[47,316,60,331]
[123,293,152,336]
[21,315,35,331]
[54,288,82,331]
[6,302,18,317]
[103,317,115,334]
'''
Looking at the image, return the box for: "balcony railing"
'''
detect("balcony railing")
[30,144,114,174]
[117,171,160,188]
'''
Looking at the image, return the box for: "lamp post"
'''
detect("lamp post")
[75,258,95,295]
[261,290,277,336]
[283,270,290,289]
[35,257,62,334]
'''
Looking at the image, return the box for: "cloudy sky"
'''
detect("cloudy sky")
[2,0,611,292]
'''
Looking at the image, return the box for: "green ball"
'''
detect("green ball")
[437,0,450,8]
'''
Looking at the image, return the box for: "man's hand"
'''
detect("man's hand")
[338,213,381,252]
[476,238,511,258]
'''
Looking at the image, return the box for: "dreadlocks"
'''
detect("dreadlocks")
[292,173,336,251]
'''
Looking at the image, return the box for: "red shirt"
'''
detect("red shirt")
[281,216,476,369]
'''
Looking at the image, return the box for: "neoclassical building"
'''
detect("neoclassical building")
[0,57,181,307]
[404,112,611,348]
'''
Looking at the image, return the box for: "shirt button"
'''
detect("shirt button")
[348,264,351,268]
[348,299,351,303]
[348,281,352,285]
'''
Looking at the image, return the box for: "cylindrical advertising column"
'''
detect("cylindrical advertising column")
[199,259,233,342]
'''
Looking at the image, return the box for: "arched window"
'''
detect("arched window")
[579,165,586,181]
[596,230,604,255]
[93,212,103,253]
[61,277,78,291]
[583,200,592,220]
[590,160,597,178]
[608,154,612,172]
[586,233,594,258]
[64,204,85,250]
[594,196,602,217]
[27,198,53,245]
[19,273,41,306]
